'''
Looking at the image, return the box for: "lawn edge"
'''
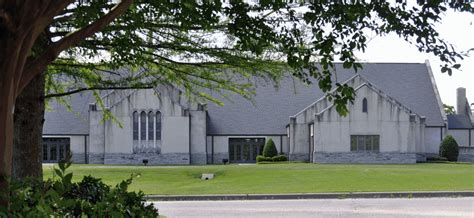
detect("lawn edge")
[147,191,474,201]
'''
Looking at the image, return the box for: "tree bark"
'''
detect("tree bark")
[12,73,45,181]
[0,80,15,207]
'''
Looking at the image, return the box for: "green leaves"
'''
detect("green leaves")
[6,163,158,217]
[45,0,471,117]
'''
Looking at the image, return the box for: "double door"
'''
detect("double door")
[229,138,265,163]
[43,138,70,163]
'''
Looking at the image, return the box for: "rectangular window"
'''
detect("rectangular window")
[350,135,380,152]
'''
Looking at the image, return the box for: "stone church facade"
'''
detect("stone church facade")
[42,61,474,164]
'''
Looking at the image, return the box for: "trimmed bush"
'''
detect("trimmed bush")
[439,135,459,162]
[271,155,288,162]
[262,139,278,158]
[426,156,448,162]
[256,155,272,162]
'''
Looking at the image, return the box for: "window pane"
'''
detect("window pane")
[362,98,368,113]
[357,136,365,151]
[350,136,357,151]
[366,136,372,151]
[43,144,48,161]
[50,145,57,161]
[148,112,154,140]
[132,112,138,140]
[373,136,380,152]
[156,111,161,140]
[140,112,146,140]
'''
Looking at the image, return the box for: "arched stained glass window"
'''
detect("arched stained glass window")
[156,111,162,140]
[362,98,368,113]
[132,111,138,140]
[148,112,154,140]
[140,111,146,140]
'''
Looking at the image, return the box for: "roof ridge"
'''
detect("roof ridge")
[316,81,420,117]
[290,73,360,118]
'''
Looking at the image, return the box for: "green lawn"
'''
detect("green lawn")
[43,163,474,195]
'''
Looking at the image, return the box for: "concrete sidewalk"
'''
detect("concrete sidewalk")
[146,191,474,201]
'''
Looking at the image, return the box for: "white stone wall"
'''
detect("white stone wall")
[424,127,443,155]
[88,87,194,164]
[190,110,207,164]
[314,85,422,155]
[448,129,472,147]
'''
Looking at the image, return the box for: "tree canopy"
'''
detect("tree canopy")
[1,0,472,207]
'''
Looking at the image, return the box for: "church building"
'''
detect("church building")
[42,61,474,164]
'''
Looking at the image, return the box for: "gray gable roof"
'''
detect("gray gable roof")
[206,63,445,135]
[43,92,92,135]
[447,115,473,129]
[43,62,446,136]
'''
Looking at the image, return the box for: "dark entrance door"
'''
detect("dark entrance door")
[229,138,265,163]
[43,138,70,163]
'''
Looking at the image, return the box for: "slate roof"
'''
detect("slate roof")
[43,62,446,135]
[43,92,93,135]
[206,63,445,135]
[447,114,473,129]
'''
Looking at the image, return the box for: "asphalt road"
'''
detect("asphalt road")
[153,197,474,218]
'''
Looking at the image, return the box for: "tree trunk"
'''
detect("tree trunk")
[0,79,15,207]
[12,73,45,181]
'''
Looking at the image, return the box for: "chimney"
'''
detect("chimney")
[456,87,467,115]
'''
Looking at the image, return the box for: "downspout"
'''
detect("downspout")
[280,135,282,154]
[188,110,191,165]
[211,136,214,164]
[84,135,88,164]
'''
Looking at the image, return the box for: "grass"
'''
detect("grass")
[43,163,474,195]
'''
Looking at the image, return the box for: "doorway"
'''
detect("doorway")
[228,138,265,163]
[43,138,70,163]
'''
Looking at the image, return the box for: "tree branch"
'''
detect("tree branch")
[20,0,134,93]
[45,85,152,99]
[0,9,14,32]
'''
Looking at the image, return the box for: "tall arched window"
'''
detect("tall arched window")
[140,111,146,140]
[132,112,138,140]
[156,111,162,140]
[362,98,368,113]
[148,112,154,140]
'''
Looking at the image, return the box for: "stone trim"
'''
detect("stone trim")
[289,153,310,162]
[103,153,190,165]
[212,153,228,164]
[313,152,417,164]
[88,153,105,164]
[71,152,86,164]
[191,153,207,165]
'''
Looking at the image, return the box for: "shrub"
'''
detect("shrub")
[2,159,159,217]
[426,156,448,162]
[271,155,288,162]
[439,135,459,162]
[262,139,278,158]
[256,155,272,162]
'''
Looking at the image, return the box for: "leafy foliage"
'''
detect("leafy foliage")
[1,159,158,217]
[256,155,273,162]
[443,104,456,115]
[262,139,278,158]
[271,155,288,162]
[439,135,459,162]
[43,1,473,116]
[256,154,287,163]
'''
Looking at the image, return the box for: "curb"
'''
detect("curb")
[146,191,474,201]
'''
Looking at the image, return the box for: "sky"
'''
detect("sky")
[354,9,474,109]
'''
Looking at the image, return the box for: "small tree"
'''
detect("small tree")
[263,139,278,158]
[439,135,459,162]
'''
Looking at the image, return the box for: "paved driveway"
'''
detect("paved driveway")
[153,197,474,218]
